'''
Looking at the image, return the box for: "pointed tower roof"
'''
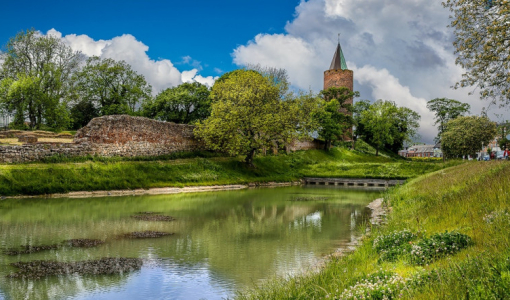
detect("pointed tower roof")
[329,42,348,70]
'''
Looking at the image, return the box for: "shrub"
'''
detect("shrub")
[409,231,471,265]
[339,271,410,300]
[373,229,417,262]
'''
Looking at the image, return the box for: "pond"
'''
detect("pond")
[0,186,381,300]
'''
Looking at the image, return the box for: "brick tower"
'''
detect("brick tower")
[324,41,353,102]
[324,40,354,140]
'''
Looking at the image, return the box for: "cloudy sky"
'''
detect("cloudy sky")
[1,0,508,142]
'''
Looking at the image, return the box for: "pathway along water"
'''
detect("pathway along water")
[0,186,381,300]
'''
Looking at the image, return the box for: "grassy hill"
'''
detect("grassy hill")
[0,146,461,196]
[236,161,510,299]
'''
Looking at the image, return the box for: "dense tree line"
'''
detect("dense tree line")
[0,30,155,130]
[0,29,423,165]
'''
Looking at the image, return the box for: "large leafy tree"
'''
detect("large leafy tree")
[0,29,82,130]
[442,115,497,158]
[143,82,210,124]
[443,0,510,106]
[72,56,152,118]
[195,69,304,166]
[316,87,357,150]
[427,98,471,142]
[358,100,420,156]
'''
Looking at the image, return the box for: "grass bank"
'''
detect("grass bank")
[236,161,510,299]
[0,147,461,196]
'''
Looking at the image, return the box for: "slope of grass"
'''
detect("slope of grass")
[0,147,461,196]
[236,161,510,299]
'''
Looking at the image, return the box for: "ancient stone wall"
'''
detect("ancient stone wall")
[0,115,320,163]
[73,115,202,157]
[0,143,93,163]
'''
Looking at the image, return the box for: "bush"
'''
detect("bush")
[409,231,471,265]
[373,229,417,262]
[339,271,410,300]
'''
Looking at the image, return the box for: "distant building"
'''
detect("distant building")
[399,144,441,158]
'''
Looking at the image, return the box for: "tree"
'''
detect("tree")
[143,82,210,124]
[441,116,497,158]
[194,69,286,166]
[443,0,510,106]
[69,99,99,129]
[0,29,82,130]
[247,64,290,98]
[427,98,471,142]
[316,87,357,150]
[389,106,421,153]
[358,100,420,156]
[72,56,152,117]
[497,121,510,149]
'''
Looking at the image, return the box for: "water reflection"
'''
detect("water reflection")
[0,186,380,300]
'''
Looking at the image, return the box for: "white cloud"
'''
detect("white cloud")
[181,69,217,87]
[45,29,214,94]
[232,0,509,143]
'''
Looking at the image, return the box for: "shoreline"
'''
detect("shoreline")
[1,181,303,199]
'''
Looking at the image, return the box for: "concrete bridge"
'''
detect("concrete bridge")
[303,177,406,188]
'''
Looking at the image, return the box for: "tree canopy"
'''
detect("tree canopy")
[315,87,357,150]
[0,29,82,130]
[356,100,420,155]
[143,82,210,124]
[194,69,316,166]
[427,98,470,142]
[441,115,497,158]
[72,56,152,118]
[443,0,510,106]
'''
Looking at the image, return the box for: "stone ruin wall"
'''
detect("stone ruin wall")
[0,115,321,163]
[73,115,202,157]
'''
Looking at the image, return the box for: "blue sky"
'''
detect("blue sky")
[1,0,508,142]
[1,0,300,77]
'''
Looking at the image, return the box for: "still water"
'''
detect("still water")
[0,186,380,300]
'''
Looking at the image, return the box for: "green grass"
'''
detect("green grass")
[0,147,462,196]
[235,161,510,300]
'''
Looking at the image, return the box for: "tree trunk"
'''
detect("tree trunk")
[324,140,331,151]
[245,148,256,167]
[375,146,379,156]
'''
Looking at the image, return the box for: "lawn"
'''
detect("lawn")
[0,147,462,196]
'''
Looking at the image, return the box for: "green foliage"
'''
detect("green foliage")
[142,82,210,124]
[443,0,510,106]
[0,148,459,196]
[70,99,99,129]
[358,100,420,155]
[0,29,80,130]
[427,98,470,142]
[316,87,357,150]
[339,271,411,300]
[72,56,152,118]
[195,69,317,165]
[373,229,417,262]
[442,115,497,158]
[409,231,472,265]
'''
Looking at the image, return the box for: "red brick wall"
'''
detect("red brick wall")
[324,69,354,105]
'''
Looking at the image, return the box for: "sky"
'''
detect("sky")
[1,0,509,143]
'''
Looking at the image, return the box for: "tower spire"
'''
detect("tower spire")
[329,35,347,70]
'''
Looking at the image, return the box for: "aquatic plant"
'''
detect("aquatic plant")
[121,231,173,239]
[7,257,143,279]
